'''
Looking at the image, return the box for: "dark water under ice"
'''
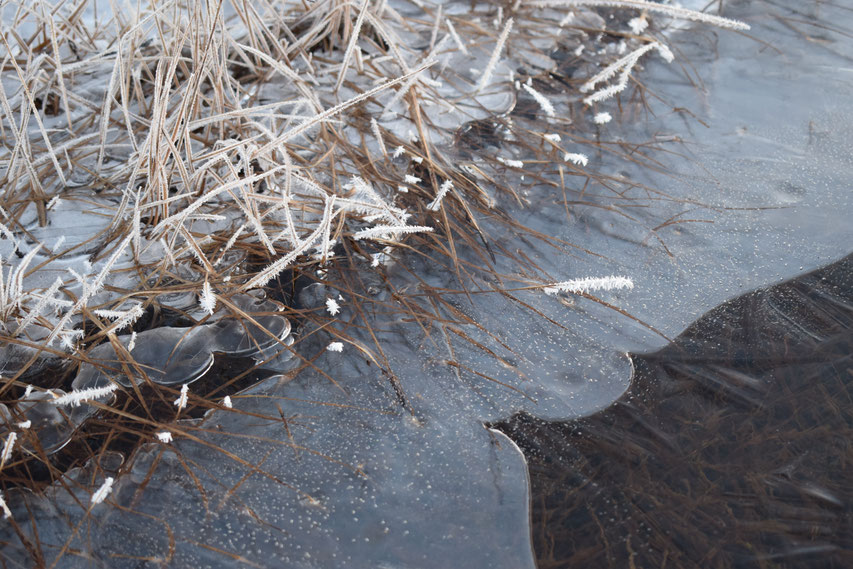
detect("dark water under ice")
[2,0,852,567]
[498,254,853,568]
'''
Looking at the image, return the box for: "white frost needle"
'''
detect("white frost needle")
[353,225,434,241]
[52,383,118,407]
[543,275,634,295]
[528,0,749,31]
[90,477,114,505]
[128,331,137,352]
[564,152,589,166]
[0,492,11,519]
[174,384,189,410]
[477,17,513,92]
[496,156,524,168]
[581,41,674,104]
[109,304,144,333]
[446,18,470,55]
[199,281,216,315]
[335,0,371,92]
[1,432,16,465]
[428,180,453,211]
[522,79,556,118]
[327,342,344,352]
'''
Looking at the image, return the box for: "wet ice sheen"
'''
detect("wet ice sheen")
[2,1,853,568]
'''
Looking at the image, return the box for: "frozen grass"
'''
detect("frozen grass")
[0,0,747,563]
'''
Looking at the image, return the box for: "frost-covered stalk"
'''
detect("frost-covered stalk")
[522,79,556,118]
[173,384,189,410]
[476,18,513,92]
[544,275,634,295]
[370,118,388,157]
[353,225,434,241]
[428,180,453,211]
[1,432,16,466]
[581,41,673,105]
[0,492,11,519]
[335,0,371,92]
[529,0,749,31]
[199,281,216,315]
[51,383,119,407]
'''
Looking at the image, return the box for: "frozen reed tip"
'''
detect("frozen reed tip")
[370,118,387,157]
[496,156,524,168]
[446,18,469,55]
[353,225,434,241]
[223,396,233,409]
[327,342,344,352]
[199,281,216,315]
[90,477,114,505]
[326,297,341,315]
[1,432,16,465]
[477,18,514,92]
[529,0,749,30]
[0,491,11,519]
[564,152,589,166]
[428,181,453,211]
[522,79,556,118]
[174,384,189,411]
[51,383,118,407]
[544,275,634,295]
[156,432,173,444]
[128,331,137,352]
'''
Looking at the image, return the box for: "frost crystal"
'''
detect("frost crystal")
[156,432,173,443]
[594,112,612,124]
[0,492,11,519]
[91,477,114,505]
[326,298,341,316]
[1,432,16,464]
[199,281,216,315]
[327,342,344,352]
[174,384,189,410]
[564,153,589,167]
